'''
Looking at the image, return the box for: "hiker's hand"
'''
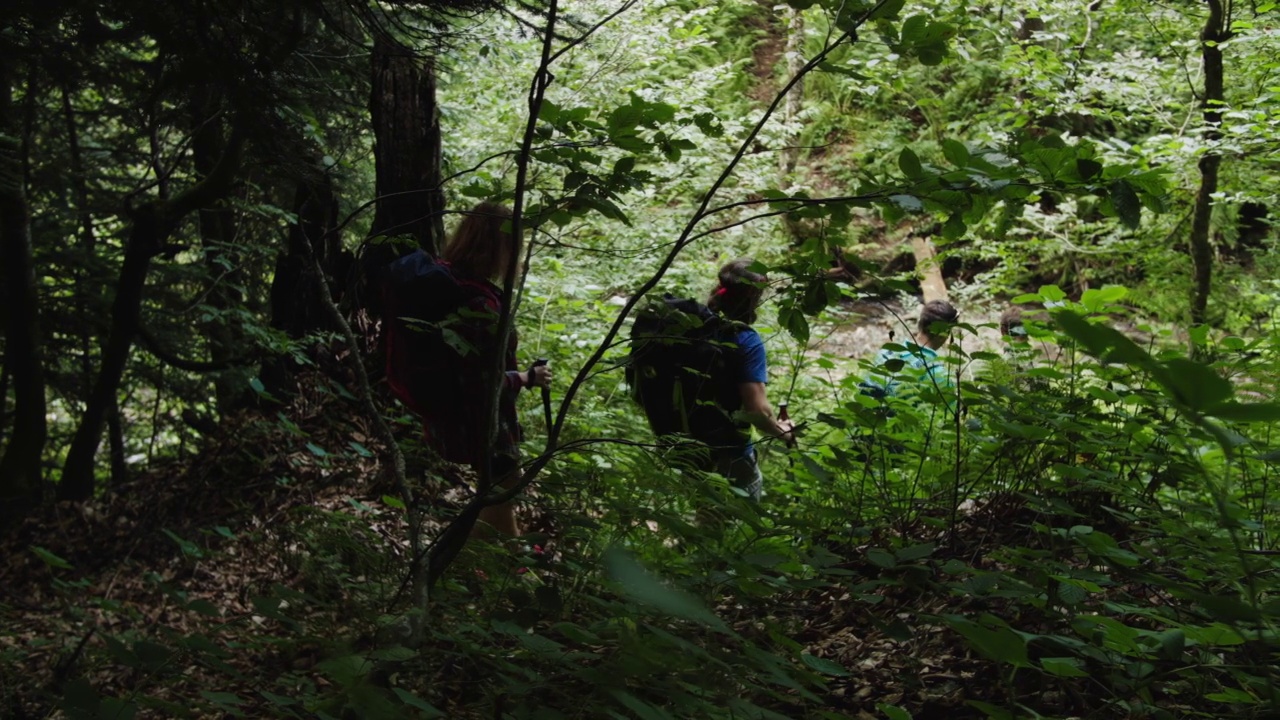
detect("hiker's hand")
[776,419,797,448]
[526,363,553,389]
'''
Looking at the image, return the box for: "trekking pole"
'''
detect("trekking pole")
[778,402,797,468]
[529,358,552,435]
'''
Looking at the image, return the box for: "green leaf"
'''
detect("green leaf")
[609,689,675,720]
[1207,402,1280,423]
[61,678,99,717]
[1040,657,1088,677]
[801,652,850,677]
[889,194,923,212]
[348,441,374,458]
[943,615,1031,667]
[259,691,298,707]
[869,0,906,19]
[877,703,913,720]
[604,547,729,633]
[305,442,328,457]
[1038,284,1067,302]
[1076,158,1103,180]
[867,548,896,568]
[392,688,445,717]
[162,529,204,558]
[1206,687,1257,704]
[941,139,969,167]
[1162,359,1233,411]
[31,545,73,570]
[382,494,406,509]
[1109,178,1142,229]
[201,691,245,706]
[369,645,417,662]
[898,148,924,179]
[895,542,935,562]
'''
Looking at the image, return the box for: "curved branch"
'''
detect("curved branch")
[135,325,257,373]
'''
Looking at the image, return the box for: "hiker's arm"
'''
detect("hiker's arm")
[738,382,795,446]
[505,364,552,391]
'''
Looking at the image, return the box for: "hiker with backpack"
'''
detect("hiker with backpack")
[629,258,795,501]
[860,299,960,408]
[384,201,551,537]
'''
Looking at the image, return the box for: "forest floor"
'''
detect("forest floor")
[0,302,1203,719]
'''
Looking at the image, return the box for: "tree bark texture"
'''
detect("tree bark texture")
[778,7,805,182]
[0,57,48,513]
[366,37,445,277]
[60,123,247,500]
[191,88,245,411]
[1189,0,1226,326]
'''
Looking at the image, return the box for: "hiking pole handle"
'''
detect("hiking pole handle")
[529,358,553,435]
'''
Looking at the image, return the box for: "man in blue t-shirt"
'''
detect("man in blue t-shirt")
[704,259,795,499]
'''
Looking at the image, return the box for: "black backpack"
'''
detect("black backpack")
[382,250,497,421]
[626,294,749,450]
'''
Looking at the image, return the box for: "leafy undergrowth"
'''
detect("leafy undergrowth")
[7,300,1280,720]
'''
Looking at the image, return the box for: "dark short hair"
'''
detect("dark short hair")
[708,258,767,324]
[999,307,1025,337]
[917,300,959,334]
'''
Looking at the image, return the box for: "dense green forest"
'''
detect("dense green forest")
[3,0,1280,717]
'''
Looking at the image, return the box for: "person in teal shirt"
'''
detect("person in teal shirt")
[860,300,959,405]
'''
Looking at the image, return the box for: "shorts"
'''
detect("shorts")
[712,449,763,501]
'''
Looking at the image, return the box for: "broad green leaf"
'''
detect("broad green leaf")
[609,689,675,720]
[1037,285,1067,302]
[877,703,913,720]
[943,615,1031,667]
[1206,687,1257,704]
[201,691,245,706]
[868,0,906,20]
[898,148,924,179]
[895,543,935,562]
[867,548,896,568]
[32,545,73,570]
[162,529,203,558]
[1109,178,1142,228]
[1040,657,1088,677]
[1207,402,1280,423]
[1162,359,1233,411]
[392,688,446,717]
[942,139,969,167]
[1076,158,1103,180]
[259,691,297,706]
[801,652,850,676]
[604,547,729,633]
[370,646,417,661]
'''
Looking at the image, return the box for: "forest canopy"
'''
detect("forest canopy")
[2,0,1280,717]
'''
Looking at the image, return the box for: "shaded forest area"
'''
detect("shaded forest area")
[3,0,1280,718]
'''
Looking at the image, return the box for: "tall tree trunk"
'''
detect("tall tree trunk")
[778,7,805,182]
[0,57,48,514]
[360,37,446,315]
[1189,0,1226,326]
[259,168,340,401]
[191,88,244,411]
[60,121,247,500]
[60,207,168,499]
